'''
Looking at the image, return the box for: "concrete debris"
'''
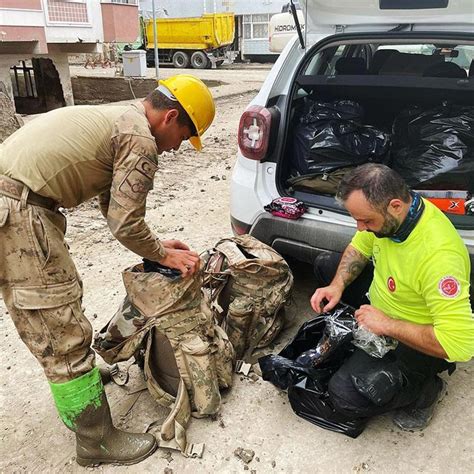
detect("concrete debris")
[234,447,255,464]
[249,373,260,382]
[159,450,174,463]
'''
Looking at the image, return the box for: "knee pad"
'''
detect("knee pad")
[327,372,371,418]
[313,252,340,285]
[351,365,404,406]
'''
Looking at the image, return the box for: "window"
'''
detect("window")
[303,42,473,77]
[243,13,270,40]
[244,24,251,40]
[47,0,88,23]
[102,0,138,4]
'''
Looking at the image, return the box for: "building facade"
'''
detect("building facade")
[0,0,139,113]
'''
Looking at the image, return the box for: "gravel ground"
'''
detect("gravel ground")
[1,65,473,473]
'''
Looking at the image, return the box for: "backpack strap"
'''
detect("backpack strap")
[144,328,202,457]
[153,311,202,337]
[160,378,191,452]
[214,239,248,266]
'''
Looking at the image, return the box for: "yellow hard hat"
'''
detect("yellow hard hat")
[158,74,215,151]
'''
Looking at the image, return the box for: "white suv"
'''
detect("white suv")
[230,0,474,285]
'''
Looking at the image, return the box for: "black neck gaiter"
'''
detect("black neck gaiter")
[390,192,425,243]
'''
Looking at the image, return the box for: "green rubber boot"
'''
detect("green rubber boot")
[50,367,157,466]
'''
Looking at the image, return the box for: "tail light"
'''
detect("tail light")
[238,105,272,161]
[230,216,251,235]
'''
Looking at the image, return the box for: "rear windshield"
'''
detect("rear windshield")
[302,42,474,77]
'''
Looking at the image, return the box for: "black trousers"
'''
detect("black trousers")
[313,252,455,419]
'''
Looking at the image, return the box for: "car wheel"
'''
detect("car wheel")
[172,51,190,69]
[191,51,210,69]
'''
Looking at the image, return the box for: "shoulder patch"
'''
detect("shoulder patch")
[438,276,461,298]
[118,155,157,199]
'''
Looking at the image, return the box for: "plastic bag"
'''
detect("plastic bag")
[391,103,474,191]
[288,377,367,438]
[352,326,398,358]
[295,305,356,368]
[259,308,365,437]
[291,99,391,176]
[259,314,348,390]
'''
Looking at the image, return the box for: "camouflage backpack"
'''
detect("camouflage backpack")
[202,235,294,361]
[94,262,235,457]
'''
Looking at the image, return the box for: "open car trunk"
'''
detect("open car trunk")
[276,34,474,229]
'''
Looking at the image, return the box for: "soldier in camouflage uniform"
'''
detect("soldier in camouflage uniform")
[0,74,215,466]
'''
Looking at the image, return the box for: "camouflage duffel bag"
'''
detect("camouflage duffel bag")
[93,261,235,456]
[202,235,294,362]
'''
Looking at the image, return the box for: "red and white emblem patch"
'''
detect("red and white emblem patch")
[387,276,396,292]
[438,276,461,298]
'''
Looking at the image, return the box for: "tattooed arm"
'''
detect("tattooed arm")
[310,245,369,313]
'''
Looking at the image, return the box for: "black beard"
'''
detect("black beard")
[372,214,400,238]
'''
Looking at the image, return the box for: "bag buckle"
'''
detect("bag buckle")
[185,443,205,458]
[235,360,252,376]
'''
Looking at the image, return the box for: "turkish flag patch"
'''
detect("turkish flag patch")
[438,276,461,298]
[387,276,396,292]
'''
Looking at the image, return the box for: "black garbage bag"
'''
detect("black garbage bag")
[288,376,368,438]
[291,99,391,176]
[259,316,330,390]
[259,305,367,438]
[259,308,354,390]
[391,104,474,191]
[295,305,357,368]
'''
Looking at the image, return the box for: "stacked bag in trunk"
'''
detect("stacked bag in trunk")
[391,103,474,192]
[288,98,391,194]
[288,97,474,207]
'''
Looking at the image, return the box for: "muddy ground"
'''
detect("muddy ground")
[1,67,473,473]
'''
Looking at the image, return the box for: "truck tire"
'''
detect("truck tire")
[172,51,190,69]
[191,51,210,69]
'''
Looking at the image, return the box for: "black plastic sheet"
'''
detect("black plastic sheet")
[392,104,474,191]
[291,99,391,175]
[288,377,367,438]
[259,305,367,437]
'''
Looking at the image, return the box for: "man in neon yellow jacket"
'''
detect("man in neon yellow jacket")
[311,163,473,431]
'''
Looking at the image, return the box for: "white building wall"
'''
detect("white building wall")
[0,8,45,27]
[232,0,288,15]
[139,0,289,18]
[43,0,104,44]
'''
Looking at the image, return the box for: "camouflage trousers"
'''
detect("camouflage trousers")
[0,195,95,383]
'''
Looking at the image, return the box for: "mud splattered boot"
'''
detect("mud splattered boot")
[49,367,157,466]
